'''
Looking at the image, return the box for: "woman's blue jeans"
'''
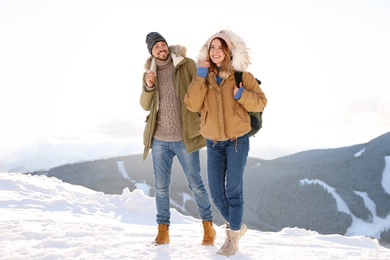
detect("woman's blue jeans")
[206,134,249,231]
[151,139,213,225]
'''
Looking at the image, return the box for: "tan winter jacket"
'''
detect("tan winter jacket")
[184,30,267,141]
[140,45,205,160]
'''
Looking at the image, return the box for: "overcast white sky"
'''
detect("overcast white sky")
[1,0,389,171]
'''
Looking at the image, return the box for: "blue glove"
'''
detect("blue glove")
[197,67,208,78]
[234,87,244,100]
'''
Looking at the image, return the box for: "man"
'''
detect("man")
[140,32,216,246]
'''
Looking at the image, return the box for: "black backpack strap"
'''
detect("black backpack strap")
[235,71,262,86]
[234,71,243,88]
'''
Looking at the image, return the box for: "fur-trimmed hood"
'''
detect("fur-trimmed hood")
[197,29,251,72]
[144,45,188,73]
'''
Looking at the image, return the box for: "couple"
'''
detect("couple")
[140,30,267,256]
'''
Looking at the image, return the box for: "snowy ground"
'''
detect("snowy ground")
[1,172,389,260]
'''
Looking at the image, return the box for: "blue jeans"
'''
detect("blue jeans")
[206,134,249,231]
[151,139,213,225]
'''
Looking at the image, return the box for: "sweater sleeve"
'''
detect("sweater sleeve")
[197,67,208,78]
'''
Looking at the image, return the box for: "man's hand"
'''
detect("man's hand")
[146,71,156,87]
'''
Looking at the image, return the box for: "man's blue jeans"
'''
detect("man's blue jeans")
[151,139,213,225]
[206,134,249,231]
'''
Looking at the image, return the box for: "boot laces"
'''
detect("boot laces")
[203,222,212,237]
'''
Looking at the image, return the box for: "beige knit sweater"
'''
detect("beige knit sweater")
[153,57,183,142]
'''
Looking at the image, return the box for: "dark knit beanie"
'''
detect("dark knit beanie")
[146,32,168,55]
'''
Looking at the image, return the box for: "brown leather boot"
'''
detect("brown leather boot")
[201,221,216,246]
[153,224,170,245]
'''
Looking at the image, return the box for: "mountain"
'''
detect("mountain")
[26,132,390,247]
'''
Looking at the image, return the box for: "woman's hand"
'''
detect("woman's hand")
[233,82,242,96]
[197,59,210,68]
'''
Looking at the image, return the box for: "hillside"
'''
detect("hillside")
[27,132,390,247]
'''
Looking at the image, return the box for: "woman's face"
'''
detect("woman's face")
[209,38,225,66]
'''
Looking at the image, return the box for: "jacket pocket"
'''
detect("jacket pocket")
[187,112,201,139]
[235,106,250,123]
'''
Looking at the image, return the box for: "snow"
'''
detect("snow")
[300,179,352,214]
[382,156,390,194]
[354,191,377,216]
[300,178,390,239]
[297,154,390,240]
[354,148,366,157]
[1,172,389,259]
[116,161,130,181]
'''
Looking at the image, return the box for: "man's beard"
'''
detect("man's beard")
[155,51,169,61]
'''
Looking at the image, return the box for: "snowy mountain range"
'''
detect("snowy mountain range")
[25,132,390,248]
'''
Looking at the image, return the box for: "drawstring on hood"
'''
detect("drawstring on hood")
[197,29,251,73]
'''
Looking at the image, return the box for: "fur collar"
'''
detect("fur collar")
[144,45,187,73]
[197,29,251,72]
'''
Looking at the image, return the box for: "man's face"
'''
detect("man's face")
[152,41,169,61]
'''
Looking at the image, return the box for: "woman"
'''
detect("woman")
[184,30,267,256]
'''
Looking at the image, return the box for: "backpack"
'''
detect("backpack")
[234,71,263,137]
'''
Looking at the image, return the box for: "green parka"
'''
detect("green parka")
[140,45,205,160]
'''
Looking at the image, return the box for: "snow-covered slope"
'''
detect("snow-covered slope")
[1,172,389,259]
